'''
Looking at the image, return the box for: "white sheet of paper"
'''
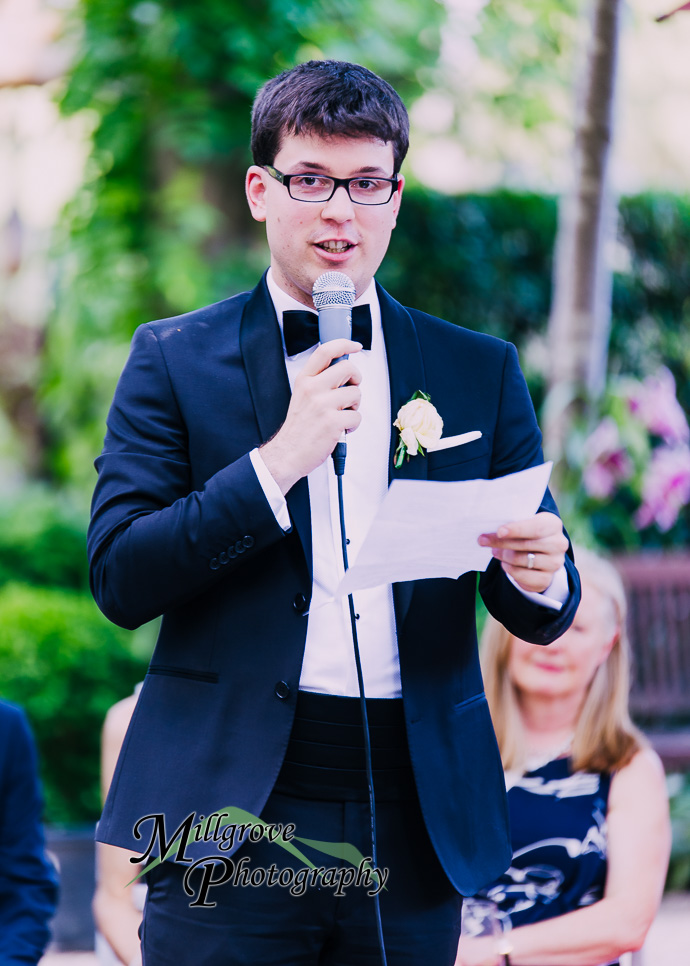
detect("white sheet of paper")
[337,462,553,597]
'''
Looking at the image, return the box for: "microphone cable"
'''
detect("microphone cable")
[332,442,388,966]
[313,270,387,964]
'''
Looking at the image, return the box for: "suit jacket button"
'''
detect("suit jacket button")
[274,681,290,700]
[235,539,246,554]
[228,545,237,559]
[209,557,220,570]
[293,593,307,613]
[242,535,254,549]
[218,551,229,565]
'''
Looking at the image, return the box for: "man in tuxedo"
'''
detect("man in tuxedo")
[89,60,580,965]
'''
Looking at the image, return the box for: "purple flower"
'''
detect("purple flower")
[635,445,690,532]
[582,417,633,499]
[628,367,690,445]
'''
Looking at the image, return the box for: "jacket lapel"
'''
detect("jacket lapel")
[239,274,312,583]
[378,283,427,630]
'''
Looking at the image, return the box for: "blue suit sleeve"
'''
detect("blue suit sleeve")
[88,323,288,629]
[0,703,59,965]
[478,342,581,643]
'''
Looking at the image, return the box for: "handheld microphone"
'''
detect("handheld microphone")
[312,271,356,365]
[312,272,357,476]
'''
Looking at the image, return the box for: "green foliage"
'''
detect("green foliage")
[380,189,558,343]
[476,0,581,132]
[0,487,89,592]
[0,582,150,826]
[667,773,690,890]
[611,194,690,415]
[44,0,444,489]
[382,191,690,393]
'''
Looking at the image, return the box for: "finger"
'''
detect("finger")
[299,358,362,392]
[492,547,561,574]
[340,408,362,433]
[494,511,563,541]
[323,358,362,389]
[500,561,554,594]
[301,339,363,376]
[481,532,567,555]
[332,386,362,411]
[478,512,567,553]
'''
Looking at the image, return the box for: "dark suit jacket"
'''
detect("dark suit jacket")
[88,276,580,896]
[0,700,58,964]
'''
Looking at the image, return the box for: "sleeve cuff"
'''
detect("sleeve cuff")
[507,563,569,612]
[249,448,291,532]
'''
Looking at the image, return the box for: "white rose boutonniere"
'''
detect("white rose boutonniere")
[393,390,443,469]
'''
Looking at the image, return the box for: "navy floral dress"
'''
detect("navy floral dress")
[475,756,619,966]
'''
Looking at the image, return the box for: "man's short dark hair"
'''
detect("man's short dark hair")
[251,60,409,174]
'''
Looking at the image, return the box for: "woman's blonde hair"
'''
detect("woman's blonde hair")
[481,547,646,774]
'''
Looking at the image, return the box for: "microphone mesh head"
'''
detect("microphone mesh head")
[312,271,356,309]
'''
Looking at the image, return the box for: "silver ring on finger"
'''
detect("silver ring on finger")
[527,552,536,570]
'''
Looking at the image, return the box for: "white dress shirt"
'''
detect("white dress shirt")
[249,269,569,698]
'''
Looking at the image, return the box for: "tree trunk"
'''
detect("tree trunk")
[543,0,622,471]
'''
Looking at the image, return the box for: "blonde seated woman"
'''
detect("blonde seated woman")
[456,549,671,966]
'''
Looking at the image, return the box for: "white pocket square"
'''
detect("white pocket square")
[425,430,482,452]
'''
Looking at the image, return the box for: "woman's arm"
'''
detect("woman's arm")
[93,695,143,965]
[93,842,144,966]
[456,748,671,966]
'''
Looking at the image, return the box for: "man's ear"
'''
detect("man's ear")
[391,173,405,228]
[245,166,268,223]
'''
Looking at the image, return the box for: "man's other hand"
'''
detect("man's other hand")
[478,511,568,594]
[259,338,363,495]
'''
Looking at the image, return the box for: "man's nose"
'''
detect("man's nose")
[321,185,356,221]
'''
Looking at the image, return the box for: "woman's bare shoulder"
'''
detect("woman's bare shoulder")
[609,746,667,808]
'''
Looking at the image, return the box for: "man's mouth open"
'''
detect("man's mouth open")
[315,240,355,254]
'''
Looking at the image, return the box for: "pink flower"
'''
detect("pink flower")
[582,417,633,499]
[635,445,690,532]
[628,367,690,445]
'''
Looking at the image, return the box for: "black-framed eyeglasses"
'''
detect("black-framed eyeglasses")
[264,165,399,205]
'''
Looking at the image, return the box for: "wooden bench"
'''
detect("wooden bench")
[613,553,690,770]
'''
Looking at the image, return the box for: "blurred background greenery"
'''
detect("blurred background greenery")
[2,0,690,892]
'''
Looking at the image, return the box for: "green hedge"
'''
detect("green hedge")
[0,488,89,592]
[380,189,558,346]
[668,774,690,890]
[381,190,690,397]
[0,582,149,826]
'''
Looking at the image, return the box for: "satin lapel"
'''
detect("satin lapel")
[378,283,427,630]
[240,274,312,581]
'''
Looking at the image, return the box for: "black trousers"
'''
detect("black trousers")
[140,692,462,965]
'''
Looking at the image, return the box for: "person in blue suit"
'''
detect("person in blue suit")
[0,699,58,964]
[88,60,580,966]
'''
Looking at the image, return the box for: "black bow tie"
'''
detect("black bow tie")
[282,304,373,356]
